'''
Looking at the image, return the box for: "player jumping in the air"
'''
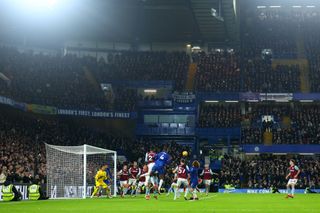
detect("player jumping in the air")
[172,159,189,200]
[91,164,111,198]
[189,160,200,201]
[118,165,130,197]
[151,150,171,192]
[200,164,218,196]
[128,161,141,197]
[285,159,300,198]
[141,149,156,198]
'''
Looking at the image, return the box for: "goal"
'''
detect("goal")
[45,144,117,199]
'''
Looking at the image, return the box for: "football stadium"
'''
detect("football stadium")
[0,0,320,212]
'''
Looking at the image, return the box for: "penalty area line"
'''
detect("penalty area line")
[200,195,218,200]
[187,195,217,201]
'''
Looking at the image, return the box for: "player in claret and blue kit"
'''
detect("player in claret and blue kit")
[140,149,156,199]
[285,159,300,199]
[200,164,218,196]
[172,159,189,200]
[189,160,200,201]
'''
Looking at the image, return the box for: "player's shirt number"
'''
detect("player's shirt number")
[178,167,185,174]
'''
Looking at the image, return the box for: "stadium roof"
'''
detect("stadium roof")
[0,0,238,45]
[62,0,239,43]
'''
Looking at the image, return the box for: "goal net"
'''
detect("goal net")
[45,144,117,199]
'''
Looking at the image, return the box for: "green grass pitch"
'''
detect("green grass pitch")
[1,193,319,213]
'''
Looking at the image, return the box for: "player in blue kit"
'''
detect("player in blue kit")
[189,160,200,201]
[151,151,171,192]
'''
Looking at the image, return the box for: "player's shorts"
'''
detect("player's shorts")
[150,176,159,186]
[120,180,128,187]
[151,163,165,175]
[190,180,198,189]
[128,178,137,186]
[177,178,188,187]
[95,181,108,189]
[104,179,111,185]
[138,181,145,187]
[147,162,155,175]
[203,179,212,185]
[287,179,298,185]
[171,182,178,188]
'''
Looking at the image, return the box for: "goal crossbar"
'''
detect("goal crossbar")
[45,143,116,155]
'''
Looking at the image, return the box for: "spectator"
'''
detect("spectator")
[198,103,241,128]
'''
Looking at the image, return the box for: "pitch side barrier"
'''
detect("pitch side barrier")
[0,184,97,201]
[0,184,45,201]
[219,188,320,194]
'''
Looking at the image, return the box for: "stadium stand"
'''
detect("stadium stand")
[241,104,320,144]
[221,155,320,189]
[243,60,301,93]
[198,104,241,128]
[0,47,106,110]
[194,51,241,92]
[93,51,189,91]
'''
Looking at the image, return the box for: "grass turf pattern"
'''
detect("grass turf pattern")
[0,193,319,213]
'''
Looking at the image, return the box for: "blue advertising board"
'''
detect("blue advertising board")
[218,189,320,194]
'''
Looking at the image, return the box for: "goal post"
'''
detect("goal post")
[45,143,117,199]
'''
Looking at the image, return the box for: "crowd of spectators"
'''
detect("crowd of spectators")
[308,54,320,92]
[241,104,320,144]
[0,47,107,110]
[302,11,320,92]
[221,155,320,189]
[94,51,189,91]
[0,110,46,184]
[198,104,241,128]
[0,48,192,111]
[112,88,138,111]
[243,60,301,93]
[194,51,240,92]
[197,102,320,145]
[193,52,301,93]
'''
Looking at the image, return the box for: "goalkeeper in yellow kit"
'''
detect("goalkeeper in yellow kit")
[91,164,112,198]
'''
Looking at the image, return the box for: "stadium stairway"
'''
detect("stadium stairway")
[263,131,273,145]
[83,66,101,91]
[282,116,291,128]
[298,60,310,93]
[185,63,197,91]
[296,30,311,93]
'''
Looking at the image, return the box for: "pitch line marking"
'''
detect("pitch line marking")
[187,195,217,201]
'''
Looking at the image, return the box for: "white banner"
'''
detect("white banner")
[50,185,94,199]
[259,93,293,102]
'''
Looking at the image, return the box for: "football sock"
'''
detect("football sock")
[291,186,295,196]
[184,187,189,197]
[92,186,99,196]
[158,179,164,191]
